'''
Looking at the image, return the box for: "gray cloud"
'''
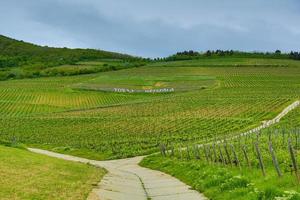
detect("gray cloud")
[1,0,300,57]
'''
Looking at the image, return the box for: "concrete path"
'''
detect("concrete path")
[29,148,207,200]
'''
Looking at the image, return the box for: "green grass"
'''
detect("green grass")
[0,58,300,159]
[0,145,106,200]
[141,155,300,200]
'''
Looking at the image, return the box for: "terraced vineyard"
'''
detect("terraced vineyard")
[0,58,300,160]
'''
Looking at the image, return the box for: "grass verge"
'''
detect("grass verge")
[140,155,300,200]
[0,145,106,200]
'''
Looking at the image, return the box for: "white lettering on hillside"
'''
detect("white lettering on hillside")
[113,88,175,93]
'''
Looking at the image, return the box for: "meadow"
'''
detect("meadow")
[0,144,105,200]
[0,57,300,160]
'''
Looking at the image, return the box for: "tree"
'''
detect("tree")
[275,50,281,54]
[205,50,212,56]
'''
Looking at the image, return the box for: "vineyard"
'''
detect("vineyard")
[142,105,300,199]
[75,66,216,92]
[0,58,300,160]
[4,3,300,199]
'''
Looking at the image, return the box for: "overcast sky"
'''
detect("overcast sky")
[1,0,300,57]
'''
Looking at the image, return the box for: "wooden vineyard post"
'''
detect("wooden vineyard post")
[207,145,213,162]
[224,143,232,166]
[164,144,167,157]
[212,143,218,163]
[268,141,282,177]
[165,144,170,157]
[198,146,202,159]
[186,145,191,160]
[203,145,209,162]
[288,138,299,183]
[231,144,241,170]
[179,145,183,160]
[160,144,166,157]
[242,145,251,169]
[255,142,266,177]
[194,145,200,160]
[251,136,256,156]
[218,144,225,165]
[170,145,174,157]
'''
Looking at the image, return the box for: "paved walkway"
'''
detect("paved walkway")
[29,148,207,200]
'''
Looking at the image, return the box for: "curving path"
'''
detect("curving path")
[29,148,207,200]
[28,100,300,200]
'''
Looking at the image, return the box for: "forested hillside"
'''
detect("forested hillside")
[0,35,146,80]
[0,35,136,68]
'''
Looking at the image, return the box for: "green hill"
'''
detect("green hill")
[0,35,136,68]
[0,35,145,80]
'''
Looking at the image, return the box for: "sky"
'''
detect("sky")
[1,0,300,57]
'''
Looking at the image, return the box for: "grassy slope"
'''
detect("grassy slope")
[0,145,105,200]
[0,35,133,67]
[0,58,300,159]
[0,35,141,80]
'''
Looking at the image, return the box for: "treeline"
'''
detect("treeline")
[163,50,300,61]
[289,51,300,60]
[0,35,140,69]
